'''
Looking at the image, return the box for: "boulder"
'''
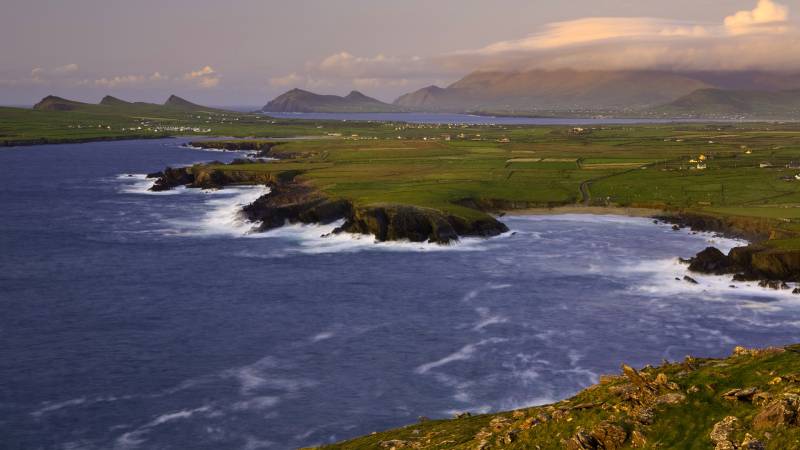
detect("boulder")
[149,167,194,191]
[710,416,739,450]
[688,247,733,274]
[566,422,627,450]
[753,394,800,430]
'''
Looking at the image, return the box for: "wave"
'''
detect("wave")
[623,257,799,305]
[163,186,270,237]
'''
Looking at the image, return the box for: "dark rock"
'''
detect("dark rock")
[244,183,352,231]
[149,167,194,191]
[688,247,732,274]
[793,288,800,295]
[683,276,699,284]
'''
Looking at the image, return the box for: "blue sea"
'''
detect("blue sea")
[1,139,798,449]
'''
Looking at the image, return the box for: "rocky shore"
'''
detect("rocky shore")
[656,212,800,287]
[147,161,508,244]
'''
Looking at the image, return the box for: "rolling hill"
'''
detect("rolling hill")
[263,89,399,113]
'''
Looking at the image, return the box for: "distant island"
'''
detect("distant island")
[262,89,400,113]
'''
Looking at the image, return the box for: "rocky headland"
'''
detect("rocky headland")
[147,160,508,244]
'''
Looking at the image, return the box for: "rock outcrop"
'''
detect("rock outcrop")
[686,244,800,282]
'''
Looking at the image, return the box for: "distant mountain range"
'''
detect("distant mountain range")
[655,88,800,118]
[264,70,800,118]
[262,89,399,113]
[34,94,222,113]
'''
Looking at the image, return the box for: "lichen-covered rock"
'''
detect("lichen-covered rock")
[710,416,739,450]
[566,422,627,450]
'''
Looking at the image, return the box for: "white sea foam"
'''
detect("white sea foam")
[472,307,508,331]
[115,174,183,195]
[115,405,213,449]
[231,396,281,411]
[415,338,507,375]
[30,397,87,417]
[623,257,799,304]
[310,331,336,342]
[164,186,270,237]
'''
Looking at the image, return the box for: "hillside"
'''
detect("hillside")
[32,95,91,111]
[263,89,399,113]
[393,70,800,114]
[655,89,800,118]
[320,344,800,449]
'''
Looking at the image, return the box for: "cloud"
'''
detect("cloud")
[473,18,711,54]
[283,0,797,91]
[53,63,79,74]
[182,65,220,88]
[725,0,789,34]
[269,72,303,87]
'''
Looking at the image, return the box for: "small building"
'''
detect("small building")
[796,174,800,181]
[498,137,510,143]
[759,162,773,168]
[696,163,707,170]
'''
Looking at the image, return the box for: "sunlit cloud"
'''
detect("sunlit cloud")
[182,65,220,88]
[52,63,79,74]
[285,0,797,93]
[725,0,789,35]
[269,73,303,88]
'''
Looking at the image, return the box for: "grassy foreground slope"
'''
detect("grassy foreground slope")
[315,345,800,450]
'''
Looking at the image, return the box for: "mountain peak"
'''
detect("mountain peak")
[99,95,130,106]
[164,95,199,108]
[33,95,87,111]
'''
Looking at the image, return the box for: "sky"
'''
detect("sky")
[0,0,798,106]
